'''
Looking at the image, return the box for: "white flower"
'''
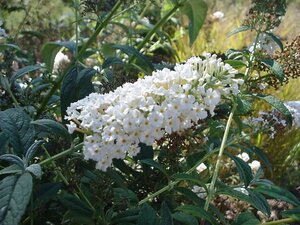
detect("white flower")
[53,51,70,73]
[66,121,77,134]
[249,160,261,173]
[284,101,300,128]
[196,163,207,173]
[249,33,278,56]
[237,152,250,162]
[192,185,207,199]
[212,11,224,20]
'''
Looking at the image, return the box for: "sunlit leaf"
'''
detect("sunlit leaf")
[181,0,207,46]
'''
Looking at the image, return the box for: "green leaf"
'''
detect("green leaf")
[61,67,97,121]
[0,164,22,175]
[281,207,300,220]
[135,143,154,161]
[0,132,9,155]
[175,187,226,225]
[236,95,252,115]
[0,43,21,51]
[172,173,207,191]
[106,168,127,189]
[232,212,260,225]
[59,193,94,224]
[217,186,268,214]
[248,190,270,216]
[225,152,253,187]
[34,182,62,207]
[76,68,97,99]
[0,173,33,225]
[113,188,138,206]
[102,57,124,69]
[261,59,285,82]
[31,119,71,142]
[265,33,284,52]
[176,205,217,225]
[0,108,35,155]
[140,159,169,180]
[25,163,42,178]
[175,187,204,205]
[172,212,198,225]
[228,25,253,37]
[25,140,44,162]
[181,0,207,46]
[41,41,75,71]
[137,203,161,225]
[103,44,154,74]
[0,74,10,92]
[160,202,174,225]
[0,154,25,170]
[224,60,247,69]
[10,64,42,84]
[254,94,293,126]
[254,185,300,206]
[111,208,139,224]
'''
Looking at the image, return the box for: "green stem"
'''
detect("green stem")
[39,143,83,166]
[139,0,151,19]
[138,134,242,205]
[36,0,122,118]
[204,109,235,211]
[245,31,261,81]
[261,217,299,225]
[43,146,70,186]
[131,0,185,64]
[76,183,95,210]
[7,88,20,107]
[138,148,220,205]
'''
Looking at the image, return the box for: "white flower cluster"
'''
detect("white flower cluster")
[249,33,278,56]
[284,101,300,128]
[65,54,243,171]
[245,110,287,139]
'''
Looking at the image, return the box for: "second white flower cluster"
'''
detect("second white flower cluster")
[65,54,244,171]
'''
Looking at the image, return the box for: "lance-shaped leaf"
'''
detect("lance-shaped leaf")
[0,173,33,225]
[181,0,207,46]
[254,94,293,126]
[137,203,161,225]
[10,64,42,84]
[0,154,25,170]
[228,25,253,37]
[261,59,285,83]
[225,152,254,187]
[25,140,44,162]
[31,119,71,142]
[0,108,35,155]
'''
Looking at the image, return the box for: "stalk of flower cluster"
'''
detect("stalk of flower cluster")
[39,142,83,166]
[204,109,235,211]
